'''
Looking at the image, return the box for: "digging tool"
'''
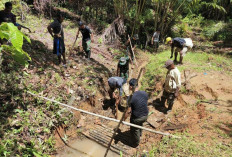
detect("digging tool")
[104,67,145,157]
[72,36,78,49]
[128,35,138,67]
[27,91,180,138]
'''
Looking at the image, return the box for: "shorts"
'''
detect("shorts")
[175,47,188,57]
[53,37,65,56]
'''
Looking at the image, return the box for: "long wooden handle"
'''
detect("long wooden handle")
[128,35,138,66]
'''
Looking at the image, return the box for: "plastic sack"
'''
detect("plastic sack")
[184,38,193,48]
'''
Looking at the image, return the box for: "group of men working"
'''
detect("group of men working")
[1,2,192,148]
[108,58,181,147]
[108,30,193,148]
[47,13,93,66]
[0,2,193,66]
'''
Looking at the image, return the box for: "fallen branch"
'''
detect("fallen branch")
[181,73,197,85]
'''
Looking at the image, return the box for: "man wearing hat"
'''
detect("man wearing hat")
[117,56,130,80]
[161,60,181,112]
[125,34,139,62]
[124,78,149,147]
[108,76,127,118]
[165,37,193,64]
[75,21,93,58]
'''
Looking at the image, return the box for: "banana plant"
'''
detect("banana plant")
[0,22,31,67]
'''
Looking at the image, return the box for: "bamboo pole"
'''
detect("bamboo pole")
[128,35,138,66]
[27,91,180,139]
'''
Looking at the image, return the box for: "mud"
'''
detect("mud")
[56,138,119,157]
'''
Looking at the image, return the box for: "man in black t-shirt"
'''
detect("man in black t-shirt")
[125,78,149,147]
[76,21,93,59]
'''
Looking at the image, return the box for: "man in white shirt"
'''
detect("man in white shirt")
[161,60,181,112]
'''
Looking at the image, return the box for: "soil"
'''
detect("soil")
[20,15,232,156]
[55,57,232,156]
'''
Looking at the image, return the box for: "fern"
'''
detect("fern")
[0,22,31,67]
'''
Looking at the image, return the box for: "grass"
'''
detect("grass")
[148,133,232,157]
[141,50,232,91]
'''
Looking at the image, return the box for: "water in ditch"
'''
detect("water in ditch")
[56,138,119,157]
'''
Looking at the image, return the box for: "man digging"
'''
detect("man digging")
[161,60,181,113]
[108,76,127,119]
[124,78,149,148]
[75,21,93,59]
[166,37,193,64]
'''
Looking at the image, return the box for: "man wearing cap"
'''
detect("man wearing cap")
[165,37,193,64]
[76,21,93,59]
[108,76,127,118]
[117,56,130,81]
[161,60,181,112]
[124,78,149,147]
[47,13,66,66]
[125,34,139,62]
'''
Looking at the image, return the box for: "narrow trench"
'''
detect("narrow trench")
[55,56,150,156]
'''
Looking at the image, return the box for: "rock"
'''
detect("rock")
[76,96,81,101]
[77,115,86,128]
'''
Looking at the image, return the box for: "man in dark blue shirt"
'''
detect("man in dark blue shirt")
[125,78,148,147]
[76,21,94,59]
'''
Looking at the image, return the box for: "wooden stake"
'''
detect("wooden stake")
[128,35,138,66]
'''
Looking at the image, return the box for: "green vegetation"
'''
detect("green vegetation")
[0,23,31,67]
[0,0,231,156]
[141,51,232,92]
[0,71,75,156]
[148,133,232,157]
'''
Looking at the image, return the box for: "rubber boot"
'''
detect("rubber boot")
[87,50,91,59]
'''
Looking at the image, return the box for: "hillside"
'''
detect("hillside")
[0,1,232,157]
